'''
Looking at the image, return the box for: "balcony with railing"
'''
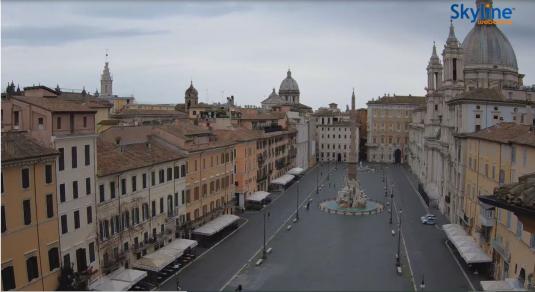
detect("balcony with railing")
[491,239,511,262]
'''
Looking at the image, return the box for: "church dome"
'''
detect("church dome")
[462,24,518,71]
[279,70,299,92]
[185,81,198,98]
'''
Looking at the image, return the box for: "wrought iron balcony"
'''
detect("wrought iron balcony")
[491,239,510,262]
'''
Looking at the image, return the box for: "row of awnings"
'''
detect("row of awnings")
[442,224,492,264]
[132,239,198,272]
[192,214,240,237]
[89,268,147,291]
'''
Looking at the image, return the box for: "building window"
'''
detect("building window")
[74,210,80,229]
[46,194,54,218]
[85,178,91,195]
[516,220,523,238]
[151,171,156,186]
[84,145,90,166]
[2,265,15,290]
[48,247,59,271]
[73,181,78,199]
[152,201,156,217]
[121,178,126,195]
[45,164,53,184]
[530,234,535,249]
[13,111,20,127]
[89,242,95,263]
[56,117,61,129]
[21,168,30,189]
[26,256,39,282]
[99,184,105,202]
[58,148,65,171]
[23,199,31,225]
[86,206,92,224]
[83,116,87,128]
[181,165,186,177]
[71,146,77,168]
[174,166,179,179]
[110,181,116,199]
[61,215,68,234]
[1,206,6,233]
[511,146,516,163]
[142,174,147,189]
[159,170,164,183]
[131,176,137,192]
[506,211,512,228]
[174,192,179,207]
[166,167,172,181]
[160,198,164,214]
[59,184,65,202]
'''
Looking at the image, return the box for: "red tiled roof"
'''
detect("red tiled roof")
[464,122,535,147]
[1,131,58,163]
[97,138,184,177]
[13,95,97,113]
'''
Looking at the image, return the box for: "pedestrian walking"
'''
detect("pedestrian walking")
[306,201,310,210]
[236,284,243,292]
[176,279,181,291]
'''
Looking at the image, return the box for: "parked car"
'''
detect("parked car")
[420,214,436,225]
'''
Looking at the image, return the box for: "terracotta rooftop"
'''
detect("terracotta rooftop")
[112,109,188,118]
[156,123,236,152]
[239,111,286,120]
[493,173,535,211]
[12,95,97,113]
[448,88,534,105]
[158,122,211,137]
[367,95,425,105]
[58,93,113,109]
[463,122,535,147]
[97,138,184,177]
[1,131,58,163]
[213,128,262,142]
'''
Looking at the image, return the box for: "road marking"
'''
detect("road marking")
[159,217,249,288]
[219,164,335,292]
[444,240,476,291]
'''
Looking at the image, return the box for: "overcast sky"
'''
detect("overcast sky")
[2,0,535,109]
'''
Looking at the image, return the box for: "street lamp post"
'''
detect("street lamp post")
[296,180,300,221]
[389,190,394,224]
[420,274,425,292]
[396,208,403,268]
[316,166,319,194]
[262,205,270,259]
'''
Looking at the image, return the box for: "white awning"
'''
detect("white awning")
[481,278,527,291]
[247,191,271,202]
[133,247,180,272]
[89,277,131,291]
[193,214,240,236]
[109,268,147,289]
[442,224,492,264]
[166,238,198,253]
[271,174,295,186]
[287,167,304,176]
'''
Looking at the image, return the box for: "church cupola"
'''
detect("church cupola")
[426,42,443,93]
[185,81,199,111]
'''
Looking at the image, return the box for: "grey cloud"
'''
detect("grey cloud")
[2,25,168,47]
[72,1,251,19]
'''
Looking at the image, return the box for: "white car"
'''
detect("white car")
[420,214,436,225]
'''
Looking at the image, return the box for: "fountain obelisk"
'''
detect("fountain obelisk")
[336,89,367,209]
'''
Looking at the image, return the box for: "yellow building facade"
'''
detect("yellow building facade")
[1,132,60,291]
[462,123,535,285]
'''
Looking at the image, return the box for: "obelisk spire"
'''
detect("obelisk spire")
[348,89,357,180]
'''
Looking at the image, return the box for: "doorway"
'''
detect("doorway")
[76,248,87,273]
[337,153,341,162]
[394,149,401,164]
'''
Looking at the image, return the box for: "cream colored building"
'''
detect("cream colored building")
[367,94,425,163]
[314,98,359,163]
[95,135,187,274]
